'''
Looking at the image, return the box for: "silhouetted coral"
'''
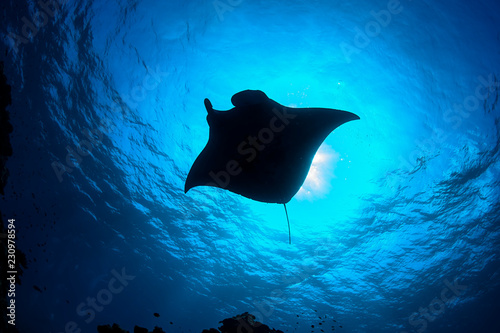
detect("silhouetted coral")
[215,312,284,333]
[96,312,285,333]
[96,324,165,333]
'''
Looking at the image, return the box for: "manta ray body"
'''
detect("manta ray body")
[185,89,359,204]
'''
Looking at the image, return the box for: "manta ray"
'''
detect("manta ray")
[185,90,359,242]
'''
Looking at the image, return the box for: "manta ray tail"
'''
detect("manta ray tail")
[284,204,291,244]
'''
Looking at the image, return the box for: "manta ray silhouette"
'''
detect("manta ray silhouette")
[185,90,359,242]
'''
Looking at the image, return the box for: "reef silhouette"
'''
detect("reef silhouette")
[97,312,284,333]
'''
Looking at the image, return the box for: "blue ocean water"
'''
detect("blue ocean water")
[1,0,500,332]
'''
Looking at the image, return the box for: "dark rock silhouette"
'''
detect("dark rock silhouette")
[97,323,165,333]
[216,312,284,333]
[96,312,284,333]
